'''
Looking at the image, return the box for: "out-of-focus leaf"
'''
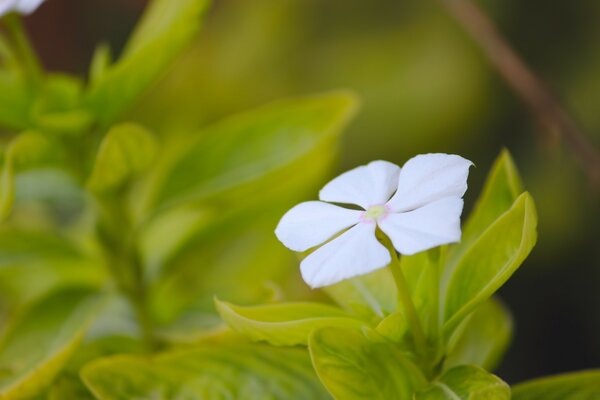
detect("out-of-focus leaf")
[512,370,600,400]
[81,344,329,399]
[0,229,104,305]
[216,299,365,346]
[85,0,211,125]
[443,150,523,283]
[87,123,158,192]
[444,298,513,371]
[0,289,101,399]
[146,91,359,213]
[415,365,510,399]
[443,193,537,336]
[309,326,426,399]
[88,44,112,86]
[323,267,396,321]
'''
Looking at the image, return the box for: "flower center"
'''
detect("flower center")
[363,204,388,222]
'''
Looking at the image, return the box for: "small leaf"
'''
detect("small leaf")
[85,0,211,124]
[0,289,101,399]
[444,298,513,371]
[87,123,158,192]
[323,267,396,320]
[81,344,329,399]
[415,365,510,400]
[512,370,600,400]
[443,192,537,336]
[147,91,359,213]
[216,299,365,346]
[309,326,426,399]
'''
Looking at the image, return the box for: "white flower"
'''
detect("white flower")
[275,153,472,288]
[0,0,46,17]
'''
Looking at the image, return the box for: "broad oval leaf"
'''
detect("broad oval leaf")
[444,298,513,371]
[323,267,396,320]
[309,326,426,399]
[415,365,510,400]
[146,91,359,213]
[81,344,330,400]
[443,192,537,335]
[87,122,158,192]
[85,0,211,125]
[216,299,365,346]
[0,289,101,399]
[512,370,600,400]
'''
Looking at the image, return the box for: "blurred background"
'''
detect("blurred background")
[25,0,600,384]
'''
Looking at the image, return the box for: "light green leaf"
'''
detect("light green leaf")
[309,326,426,399]
[216,299,365,346]
[87,123,158,192]
[323,267,396,320]
[82,344,329,399]
[512,370,600,400]
[444,298,513,371]
[0,289,101,399]
[443,192,537,335]
[443,150,523,287]
[415,365,510,400]
[0,229,105,305]
[85,0,211,124]
[146,91,359,213]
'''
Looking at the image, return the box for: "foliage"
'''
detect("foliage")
[0,1,597,399]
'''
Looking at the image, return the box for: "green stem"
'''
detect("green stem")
[4,14,43,82]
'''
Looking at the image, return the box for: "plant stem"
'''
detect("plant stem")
[387,242,428,356]
[4,14,43,82]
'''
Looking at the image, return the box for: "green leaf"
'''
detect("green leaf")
[85,0,211,125]
[216,299,365,346]
[444,298,513,371]
[443,150,523,287]
[512,370,600,400]
[146,91,359,213]
[323,267,396,320]
[87,123,158,192]
[0,289,101,399]
[443,192,537,335]
[309,326,426,399]
[0,229,105,305]
[415,365,510,400]
[81,344,329,399]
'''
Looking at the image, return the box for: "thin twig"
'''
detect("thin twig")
[439,0,600,189]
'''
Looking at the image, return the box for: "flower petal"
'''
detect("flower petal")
[0,0,19,16]
[379,197,464,255]
[275,201,361,252]
[300,223,391,288]
[15,0,45,14]
[319,160,401,209]
[387,153,472,212]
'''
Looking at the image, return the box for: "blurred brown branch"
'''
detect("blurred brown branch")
[440,0,600,189]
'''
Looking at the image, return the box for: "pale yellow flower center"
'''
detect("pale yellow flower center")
[363,205,388,221]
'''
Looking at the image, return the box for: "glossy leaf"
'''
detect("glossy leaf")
[512,370,600,400]
[147,91,359,212]
[416,365,510,400]
[85,0,211,124]
[444,298,513,371]
[216,299,365,346]
[0,289,101,399]
[443,192,537,335]
[82,344,329,399]
[323,267,396,320]
[87,123,158,192]
[309,326,426,399]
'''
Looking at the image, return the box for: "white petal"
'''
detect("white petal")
[275,201,361,252]
[300,223,391,288]
[319,160,401,209]
[379,197,464,255]
[0,0,20,16]
[387,153,472,212]
[15,0,45,14]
